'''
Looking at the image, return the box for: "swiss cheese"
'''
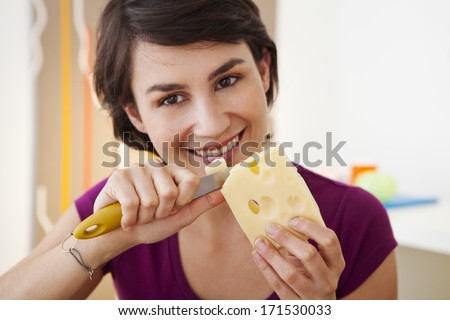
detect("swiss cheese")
[220,147,325,247]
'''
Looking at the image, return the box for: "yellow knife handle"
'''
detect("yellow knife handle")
[73,153,162,240]
[73,202,122,239]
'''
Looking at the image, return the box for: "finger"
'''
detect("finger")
[135,189,225,244]
[254,237,313,298]
[151,167,179,219]
[251,249,298,300]
[278,247,307,271]
[170,167,200,208]
[266,223,331,289]
[290,217,345,273]
[94,170,140,230]
[128,166,159,225]
[166,189,225,231]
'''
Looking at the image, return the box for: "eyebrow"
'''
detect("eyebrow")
[207,58,245,81]
[146,83,187,95]
[145,58,246,95]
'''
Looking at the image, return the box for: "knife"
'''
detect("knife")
[73,167,232,239]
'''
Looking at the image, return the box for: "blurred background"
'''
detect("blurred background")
[1,0,449,299]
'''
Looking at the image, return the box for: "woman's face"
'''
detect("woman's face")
[127,41,271,175]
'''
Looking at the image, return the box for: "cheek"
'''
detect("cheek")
[237,85,269,125]
[147,123,192,161]
[143,122,173,152]
[146,133,164,156]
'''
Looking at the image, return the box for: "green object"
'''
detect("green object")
[355,172,397,203]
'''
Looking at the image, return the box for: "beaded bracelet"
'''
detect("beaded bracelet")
[61,232,103,280]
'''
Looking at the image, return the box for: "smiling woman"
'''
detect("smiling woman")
[0,0,397,300]
[125,41,270,172]
[94,0,278,158]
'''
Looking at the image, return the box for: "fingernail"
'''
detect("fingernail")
[266,224,279,236]
[205,191,224,207]
[252,250,265,266]
[252,250,262,261]
[122,222,134,232]
[254,238,268,251]
[204,193,214,206]
[290,217,300,227]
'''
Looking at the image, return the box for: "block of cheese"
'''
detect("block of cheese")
[220,147,325,247]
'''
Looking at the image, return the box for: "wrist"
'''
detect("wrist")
[69,228,140,269]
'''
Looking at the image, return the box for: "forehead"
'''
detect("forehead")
[131,41,254,73]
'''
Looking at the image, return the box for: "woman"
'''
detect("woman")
[0,0,397,299]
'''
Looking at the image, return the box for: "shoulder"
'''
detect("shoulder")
[296,164,396,253]
[295,164,397,298]
[295,164,389,230]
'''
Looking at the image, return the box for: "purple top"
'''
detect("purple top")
[75,164,397,299]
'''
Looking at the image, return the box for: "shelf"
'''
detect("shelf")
[387,200,450,256]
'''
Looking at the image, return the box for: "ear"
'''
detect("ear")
[123,104,146,133]
[258,48,271,93]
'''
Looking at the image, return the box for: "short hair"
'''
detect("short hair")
[94,0,278,152]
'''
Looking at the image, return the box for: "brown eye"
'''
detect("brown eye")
[159,94,185,106]
[216,76,239,90]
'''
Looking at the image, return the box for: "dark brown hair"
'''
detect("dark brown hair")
[94,0,278,152]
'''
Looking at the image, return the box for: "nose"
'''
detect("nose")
[192,97,231,140]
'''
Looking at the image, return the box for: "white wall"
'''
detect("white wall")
[274,0,339,170]
[275,0,450,200]
[0,0,35,273]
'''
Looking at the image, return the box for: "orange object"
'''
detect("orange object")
[83,27,93,191]
[351,163,377,185]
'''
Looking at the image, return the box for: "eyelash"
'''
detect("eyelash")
[159,94,186,107]
[157,75,241,107]
[216,75,240,90]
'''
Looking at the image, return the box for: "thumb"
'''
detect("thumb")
[134,190,226,244]
[166,189,226,231]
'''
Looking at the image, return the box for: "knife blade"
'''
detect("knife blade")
[73,167,232,239]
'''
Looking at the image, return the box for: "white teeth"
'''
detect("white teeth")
[195,135,239,157]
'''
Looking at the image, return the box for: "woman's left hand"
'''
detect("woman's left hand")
[252,217,345,300]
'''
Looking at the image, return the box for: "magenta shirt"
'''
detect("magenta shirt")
[75,164,397,299]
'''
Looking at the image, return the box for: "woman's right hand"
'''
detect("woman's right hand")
[93,160,225,244]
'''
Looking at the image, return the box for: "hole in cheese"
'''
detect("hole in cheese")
[248,199,260,214]
[261,169,275,184]
[260,196,277,218]
[248,159,259,175]
[287,195,304,213]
